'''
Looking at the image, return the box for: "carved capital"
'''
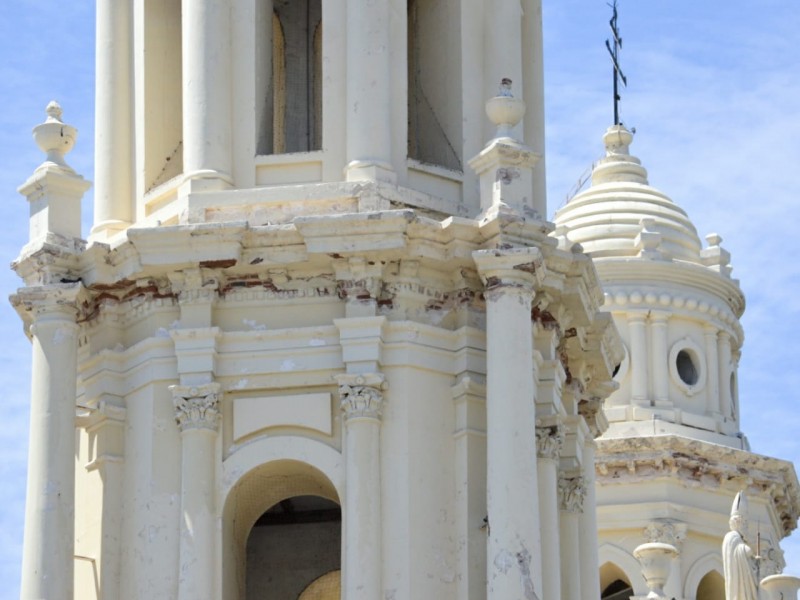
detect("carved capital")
[536,424,564,461]
[171,383,221,432]
[558,476,586,513]
[643,520,687,550]
[472,247,545,294]
[336,373,387,421]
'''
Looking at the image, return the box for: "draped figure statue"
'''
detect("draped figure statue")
[722,492,759,600]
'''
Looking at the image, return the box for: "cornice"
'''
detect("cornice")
[596,435,800,536]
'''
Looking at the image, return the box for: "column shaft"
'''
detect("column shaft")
[558,476,584,600]
[20,306,79,600]
[704,326,721,415]
[559,511,581,600]
[521,0,546,211]
[344,418,382,599]
[93,0,134,237]
[345,0,393,181]
[485,286,541,599]
[650,313,669,404]
[182,0,232,181]
[537,457,561,600]
[172,385,220,600]
[338,377,385,600]
[579,444,601,600]
[629,313,649,405]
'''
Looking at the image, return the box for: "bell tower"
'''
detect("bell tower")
[89,0,549,242]
[13,1,625,600]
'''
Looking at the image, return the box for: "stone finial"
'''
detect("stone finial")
[485,78,526,141]
[32,100,78,171]
[633,542,678,599]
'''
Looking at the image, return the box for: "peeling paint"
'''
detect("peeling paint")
[279,359,297,372]
[242,318,267,331]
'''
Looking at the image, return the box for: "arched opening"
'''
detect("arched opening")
[143,0,183,192]
[407,0,462,171]
[697,570,725,600]
[258,0,323,155]
[223,459,341,600]
[600,562,633,600]
[246,495,341,599]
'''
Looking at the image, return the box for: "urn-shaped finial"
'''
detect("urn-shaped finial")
[633,542,678,599]
[761,574,800,600]
[32,100,77,170]
[485,78,526,141]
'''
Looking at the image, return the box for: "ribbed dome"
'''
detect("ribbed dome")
[554,125,703,263]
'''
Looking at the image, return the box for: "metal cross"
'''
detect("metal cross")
[605,0,628,125]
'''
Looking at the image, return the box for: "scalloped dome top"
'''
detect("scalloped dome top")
[554,125,703,263]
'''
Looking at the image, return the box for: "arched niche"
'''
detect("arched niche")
[599,543,643,596]
[221,437,344,600]
[684,552,724,600]
[696,570,725,600]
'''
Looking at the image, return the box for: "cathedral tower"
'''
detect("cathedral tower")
[12,2,622,599]
[555,125,800,599]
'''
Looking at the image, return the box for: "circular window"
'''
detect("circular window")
[668,339,706,396]
[676,350,699,385]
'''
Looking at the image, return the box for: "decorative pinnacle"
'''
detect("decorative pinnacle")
[485,78,526,141]
[45,100,63,122]
[32,100,77,170]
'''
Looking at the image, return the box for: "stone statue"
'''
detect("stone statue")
[722,492,759,600]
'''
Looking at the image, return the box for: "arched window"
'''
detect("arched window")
[697,571,725,600]
[259,0,323,155]
[601,562,634,600]
[246,495,341,598]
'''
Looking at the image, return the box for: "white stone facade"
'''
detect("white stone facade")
[11,3,798,600]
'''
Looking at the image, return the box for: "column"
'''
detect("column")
[15,285,82,600]
[182,0,233,186]
[629,312,649,406]
[704,325,721,416]
[473,248,542,600]
[718,331,733,420]
[171,383,221,600]
[579,442,601,600]
[92,0,134,239]
[536,422,564,600]
[521,0,546,213]
[559,475,586,600]
[452,377,487,600]
[650,312,669,405]
[344,0,394,182]
[337,374,385,600]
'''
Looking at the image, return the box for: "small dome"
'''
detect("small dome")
[554,125,703,263]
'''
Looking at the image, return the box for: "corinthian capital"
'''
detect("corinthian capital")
[170,383,221,432]
[336,373,387,421]
[559,476,586,514]
[536,423,565,460]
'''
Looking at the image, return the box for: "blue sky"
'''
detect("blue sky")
[0,1,798,596]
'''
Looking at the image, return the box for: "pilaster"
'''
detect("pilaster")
[170,383,221,600]
[558,475,586,600]
[536,419,564,600]
[336,373,386,600]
